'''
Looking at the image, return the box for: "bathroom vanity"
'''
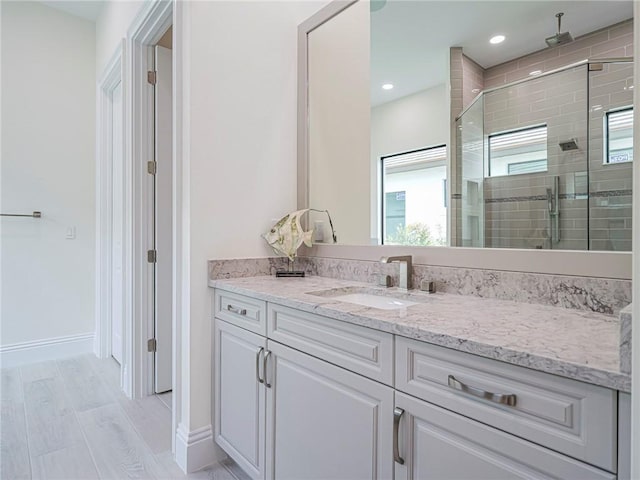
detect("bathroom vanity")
[210,276,631,480]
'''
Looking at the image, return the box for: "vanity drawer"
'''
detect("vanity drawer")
[267,303,394,386]
[396,337,617,472]
[214,289,267,335]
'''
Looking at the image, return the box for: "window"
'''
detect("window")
[381,145,447,246]
[488,125,547,177]
[605,107,633,164]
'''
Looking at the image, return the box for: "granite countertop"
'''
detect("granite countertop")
[209,275,630,392]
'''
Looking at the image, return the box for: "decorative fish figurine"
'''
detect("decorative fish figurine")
[262,209,314,261]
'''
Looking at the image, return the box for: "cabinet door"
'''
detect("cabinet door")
[265,340,394,480]
[214,319,267,480]
[394,392,615,480]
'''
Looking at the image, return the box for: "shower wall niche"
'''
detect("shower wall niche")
[457,59,633,251]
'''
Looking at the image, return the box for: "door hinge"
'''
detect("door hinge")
[147,161,157,175]
[147,338,157,352]
[147,70,157,85]
[147,249,157,263]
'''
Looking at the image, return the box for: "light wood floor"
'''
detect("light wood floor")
[1,354,236,480]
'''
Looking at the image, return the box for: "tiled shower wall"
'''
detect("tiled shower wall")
[462,55,484,108]
[449,48,464,247]
[454,19,634,250]
[450,51,486,246]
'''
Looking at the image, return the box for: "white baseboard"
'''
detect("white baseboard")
[0,333,95,368]
[175,423,225,473]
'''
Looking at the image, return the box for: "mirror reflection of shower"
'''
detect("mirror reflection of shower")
[457,59,633,252]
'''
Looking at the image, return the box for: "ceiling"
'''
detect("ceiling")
[40,1,105,22]
[371,0,633,106]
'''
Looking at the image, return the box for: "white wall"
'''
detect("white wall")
[187,0,327,430]
[1,2,96,349]
[96,0,144,74]
[370,84,449,241]
[308,0,371,245]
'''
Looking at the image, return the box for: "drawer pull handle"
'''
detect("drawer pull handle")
[263,351,272,388]
[393,407,405,465]
[448,375,517,407]
[227,304,247,315]
[256,347,264,384]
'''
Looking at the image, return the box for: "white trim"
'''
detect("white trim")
[127,0,173,400]
[630,3,639,478]
[173,0,188,460]
[96,41,129,395]
[1,334,95,368]
[96,43,124,359]
[175,424,221,474]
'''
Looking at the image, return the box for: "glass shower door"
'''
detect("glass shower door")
[480,65,589,250]
[458,96,484,247]
[588,61,633,251]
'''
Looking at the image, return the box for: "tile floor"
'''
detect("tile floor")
[0,354,236,479]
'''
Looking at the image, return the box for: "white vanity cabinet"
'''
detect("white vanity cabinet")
[214,318,267,479]
[213,290,394,480]
[393,392,615,480]
[212,288,629,480]
[265,340,393,480]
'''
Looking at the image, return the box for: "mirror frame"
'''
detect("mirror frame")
[297,0,632,280]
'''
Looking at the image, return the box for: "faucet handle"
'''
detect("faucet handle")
[420,280,436,293]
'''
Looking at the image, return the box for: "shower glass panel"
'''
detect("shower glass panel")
[588,62,634,251]
[457,96,484,247]
[483,65,588,250]
[457,60,633,251]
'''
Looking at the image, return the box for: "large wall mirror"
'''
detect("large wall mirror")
[299,0,634,252]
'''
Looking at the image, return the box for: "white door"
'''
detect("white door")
[393,392,614,480]
[265,340,394,480]
[111,80,124,364]
[214,320,267,480]
[154,45,173,393]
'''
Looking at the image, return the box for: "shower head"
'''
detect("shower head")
[559,139,579,151]
[545,12,574,47]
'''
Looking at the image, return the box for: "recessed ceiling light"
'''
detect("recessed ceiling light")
[529,70,542,76]
[489,35,505,45]
[382,83,394,90]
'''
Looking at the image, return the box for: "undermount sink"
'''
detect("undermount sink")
[307,286,424,310]
[332,293,418,310]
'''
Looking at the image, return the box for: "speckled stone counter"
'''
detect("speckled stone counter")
[209,275,630,392]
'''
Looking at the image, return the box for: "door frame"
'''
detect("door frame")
[94,0,178,404]
[128,0,188,460]
[127,0,173,400]
[95,42,130,391]
[95,0,201,469]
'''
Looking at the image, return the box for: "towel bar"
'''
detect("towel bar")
[0,211,42,218]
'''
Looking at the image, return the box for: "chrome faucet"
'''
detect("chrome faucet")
[380,255,413,291]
